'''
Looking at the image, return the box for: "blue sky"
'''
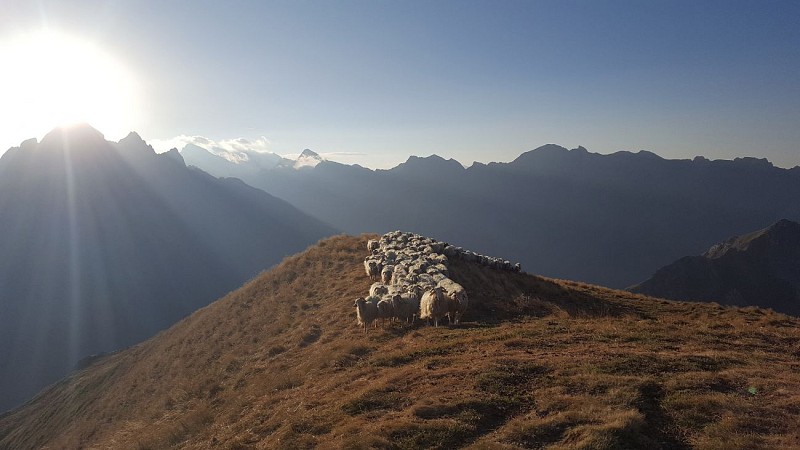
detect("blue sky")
[1,0,799,168]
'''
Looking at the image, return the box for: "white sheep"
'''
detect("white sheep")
[370,282,389,297]
[431,272,447,283]
[354,297,379,334]
[377,297,395,326]
[416,273,437,289]
[391,268,408,285]
[392,292,420,323]
[419,287,448,327]
[367,239,380,252]
[439,279,468,325]
[364,259,382,281]
[381,265,394,284]
[427,263,448,277]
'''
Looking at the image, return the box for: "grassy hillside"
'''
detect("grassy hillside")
[1,235,798,449]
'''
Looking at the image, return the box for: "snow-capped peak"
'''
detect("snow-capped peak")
[294,149,323,169]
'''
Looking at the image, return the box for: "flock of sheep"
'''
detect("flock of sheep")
[354,231,522,333]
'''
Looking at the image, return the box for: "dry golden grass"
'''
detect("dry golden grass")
[1,234,798,449]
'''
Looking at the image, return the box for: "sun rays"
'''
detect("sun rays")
[0,30,140,148]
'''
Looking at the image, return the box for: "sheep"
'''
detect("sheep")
[428,254,448,265]
[363,259,372,278]
[364,260,382,281]
[462,251,478,263]
[427,263,448,277]
[409,261,428,274]
[419,287,448,327]
[362,230,524,328]
[381,265,394,284]
[391,267,408,285]
[438,279,469,325]
[391,273,406,286]
[354,297,379,334]
[416,273,437,289]
[370,282,389,297]
[406,284,424,299]
[376,297,395,326]
[431,272,447,283]
[452,290,469,325]
[392,292,421,323]
[367,239,380,252]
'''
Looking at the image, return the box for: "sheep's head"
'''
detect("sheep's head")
[354,297,365,307]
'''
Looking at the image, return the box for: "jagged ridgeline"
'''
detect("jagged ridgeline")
[357,231,521,330]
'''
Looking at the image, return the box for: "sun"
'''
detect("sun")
[0,31,139,147]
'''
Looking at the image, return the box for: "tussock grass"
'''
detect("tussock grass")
[1,234,799,449]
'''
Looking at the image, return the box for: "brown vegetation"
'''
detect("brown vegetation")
[1,234,798,449]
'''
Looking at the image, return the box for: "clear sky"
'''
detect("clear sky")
[1,0,799,169]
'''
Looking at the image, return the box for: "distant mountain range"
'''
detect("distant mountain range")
[630,219,800,316]
[182,143,800,290]
[0,125,336,411]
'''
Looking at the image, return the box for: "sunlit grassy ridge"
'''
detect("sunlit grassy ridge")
[1,235,798,449]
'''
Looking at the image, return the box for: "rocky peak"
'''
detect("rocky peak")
[294,148,323,169]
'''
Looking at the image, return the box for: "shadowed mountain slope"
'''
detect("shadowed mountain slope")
[630,219,800,316]
[182,144,800,290]
[0,125,336,411]
[1,235,798,449]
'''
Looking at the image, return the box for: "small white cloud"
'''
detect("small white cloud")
[150,135,375,168]
[150,135,275,164]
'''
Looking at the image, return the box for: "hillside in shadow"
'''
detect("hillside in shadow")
[631,219,800,316]
[0,125,336,411]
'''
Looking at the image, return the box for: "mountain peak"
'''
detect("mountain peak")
[299,148,320,158]
[511,144,571,162]
[160,147,186,166]
[395,154,465,170]
[116,131,156,159]
[40,123,106,147]
[703,219,800,259]
[294,148,323,169]
[734,156,774,169]
[772,218,798,229]
[121,131,144,143]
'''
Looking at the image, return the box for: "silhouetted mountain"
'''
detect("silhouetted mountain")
[0,125,336,411]
[1,235,798,448]
[630,219,800,316]
[182,144,800,290]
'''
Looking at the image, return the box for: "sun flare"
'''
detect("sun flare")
[0,31,139,147]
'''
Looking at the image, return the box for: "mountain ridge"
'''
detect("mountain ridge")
[630,219,800,315]
[0,125,337,411]
[1,234,798,449]
[181,142,800,290]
